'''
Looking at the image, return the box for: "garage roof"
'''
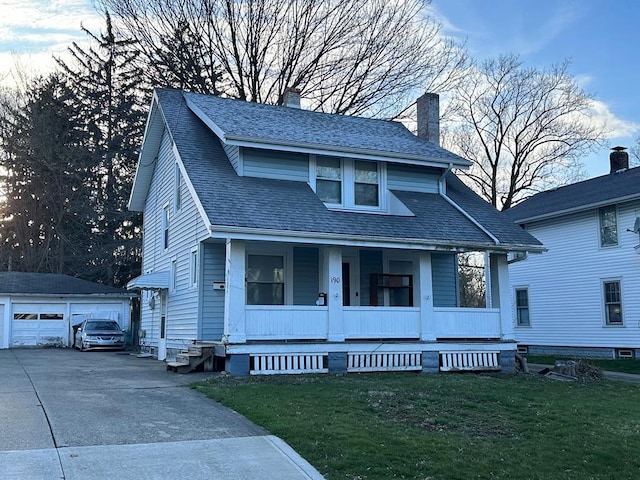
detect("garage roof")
[0,272,134,296]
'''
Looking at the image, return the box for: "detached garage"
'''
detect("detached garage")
[0,272,135,349]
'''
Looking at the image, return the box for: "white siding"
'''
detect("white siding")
[510,201,640,348]
[387,164,440,193]
[140,129,209,351]
[242,147,309,181]
[201,242,226,340]
[223,144,240,173]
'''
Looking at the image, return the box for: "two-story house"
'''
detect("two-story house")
[505,148,640,359]
[126,88,543,376]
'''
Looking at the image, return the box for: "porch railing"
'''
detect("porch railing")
[434,307,501,338]
[245,306,328,340]
[343,307,420,339]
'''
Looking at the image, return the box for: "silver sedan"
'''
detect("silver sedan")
[74,319,125,351]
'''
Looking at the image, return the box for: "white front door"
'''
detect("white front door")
[158,292,167,361]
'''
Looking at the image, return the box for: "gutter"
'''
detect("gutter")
[208,224,540,253]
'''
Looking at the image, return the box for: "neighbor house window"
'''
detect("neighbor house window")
[515,288,530,326]
[246,254,284,305]
[603,280,623,325]
[162,204,170,249]
[316,156,342,204]
[599,205,618,247]
[354,160,379,207]
[190,248,199,287]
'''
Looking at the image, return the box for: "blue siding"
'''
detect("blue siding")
[387,164,440,193]
[242,147,309,181]
[223,144,240,173]
[359,250,383,306]
[201,242,226,340]
[431,253,458,307]
[293,247,319,305]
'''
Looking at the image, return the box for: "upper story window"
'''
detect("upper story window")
[314,156,382,210]
[175,165,184,212]
[599,205,618,247]
[162,204,170,249]
[354,161,379,207]
[316,157,342,204]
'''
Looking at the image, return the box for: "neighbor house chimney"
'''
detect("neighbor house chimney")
[283,87,301,109]
[610,146,629,174]
[416,92,440,146]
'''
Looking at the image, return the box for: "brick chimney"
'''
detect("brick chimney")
[610,146,629,174]
[416,92,440,146]
[283,87,301,109]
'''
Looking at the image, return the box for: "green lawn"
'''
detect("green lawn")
[192,372,640,480]
[526,355,640,374]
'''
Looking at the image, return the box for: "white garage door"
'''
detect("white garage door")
[11,304,67,347]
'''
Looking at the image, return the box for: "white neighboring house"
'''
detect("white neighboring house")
[505,148,640,359]
[126,88,544,376]
[0,272,134,348]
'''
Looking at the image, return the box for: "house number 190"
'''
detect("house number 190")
[330,276,341,284]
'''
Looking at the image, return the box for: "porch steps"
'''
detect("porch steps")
[167,343,216,374]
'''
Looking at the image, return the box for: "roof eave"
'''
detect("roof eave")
[223,135,471,169]
[128,93,168,212]
[208,225,541,253]
[511,192,640,224]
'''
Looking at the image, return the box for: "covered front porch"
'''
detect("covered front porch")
[222,239,514,344]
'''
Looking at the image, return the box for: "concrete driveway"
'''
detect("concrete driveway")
[0,349,323,479]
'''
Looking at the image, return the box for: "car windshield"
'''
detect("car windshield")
[85,321,120,331]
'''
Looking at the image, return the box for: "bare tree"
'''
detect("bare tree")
[97,0,467,116]
[444,54,605,210]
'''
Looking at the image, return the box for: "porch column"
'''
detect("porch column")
[419,252,436,341]
[490,253,514,341]
[326,246,344,342]
[224,239,246,343]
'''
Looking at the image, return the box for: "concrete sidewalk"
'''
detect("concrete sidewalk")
[0,349,324,480]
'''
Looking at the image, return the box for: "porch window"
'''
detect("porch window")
[599,205,618,247]
[603,280,623,325]
[515,288,530,326]
[316,156,342,204]
[247,255,285,305]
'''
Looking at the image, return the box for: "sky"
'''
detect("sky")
[0,0,639,179]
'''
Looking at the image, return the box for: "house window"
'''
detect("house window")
[354,160,379,207]
[603,280,623,325]
[175,165,184,211]
[599,205,618,247]
[246,254,284,305]
[515,288,530,326]
[316,156,342,204]
[190,248,199,287]
[314,157,381,209]
[162,205,170,249]
[171,259,178,292]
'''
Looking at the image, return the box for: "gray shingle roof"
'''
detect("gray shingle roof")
[184,91,470,167]
[0,272,132,296]
[157,89,541,251]
[503,167,640,223]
